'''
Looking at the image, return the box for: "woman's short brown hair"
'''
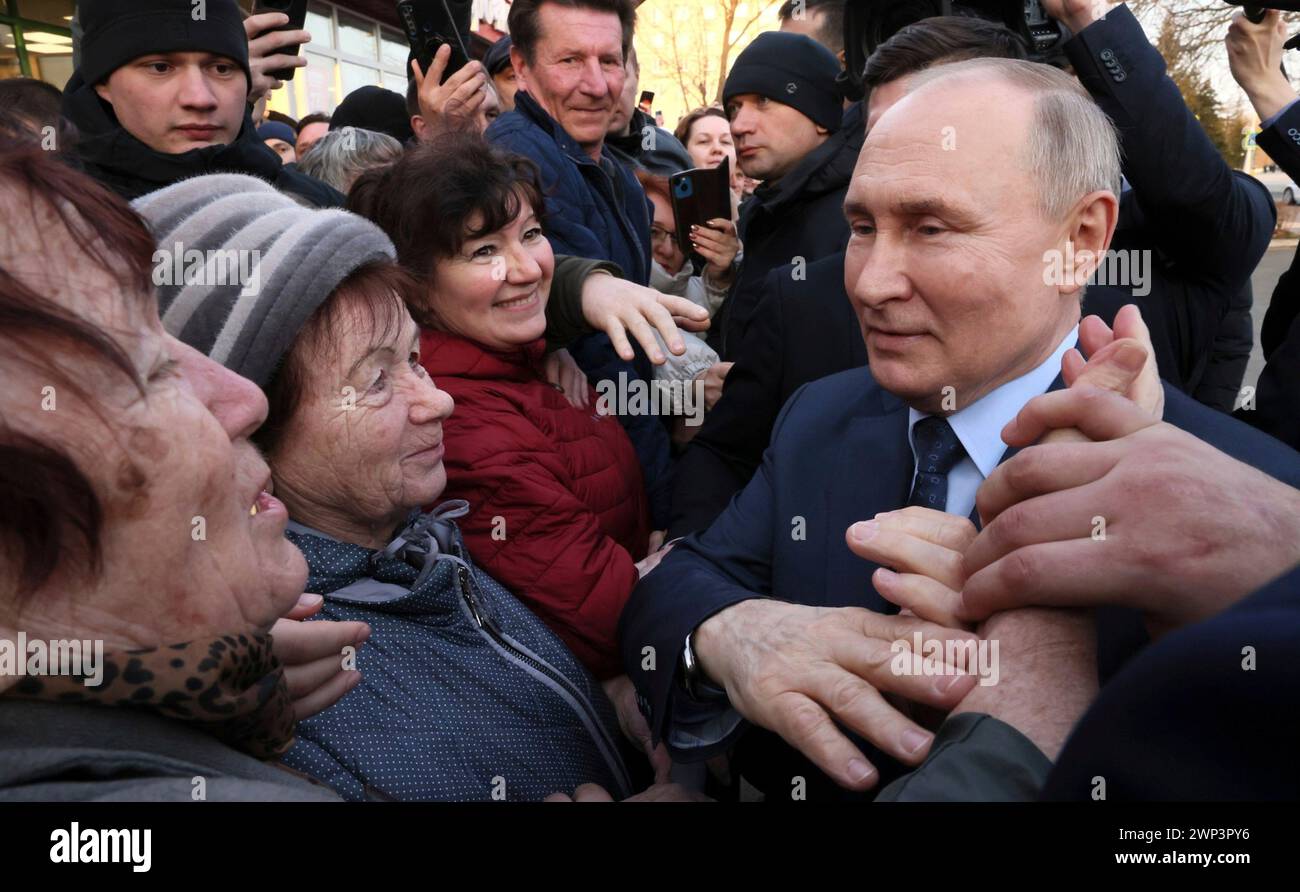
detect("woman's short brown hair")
[359,132,547,286]
[0,142,157,594]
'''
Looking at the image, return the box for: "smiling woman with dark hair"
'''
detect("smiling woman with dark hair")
[365,134,656,685]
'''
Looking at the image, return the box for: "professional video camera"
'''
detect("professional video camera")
[841,0,1069,97]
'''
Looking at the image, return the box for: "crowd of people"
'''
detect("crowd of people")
[0,0,1297,803]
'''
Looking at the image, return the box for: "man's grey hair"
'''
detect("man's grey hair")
[297,126,404,195]
[909,58,1122,220]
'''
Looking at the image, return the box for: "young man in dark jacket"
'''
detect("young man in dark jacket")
[606,45,694,177]
[486,0,672,527]
[712,30,863,360]
[61,0,342,208]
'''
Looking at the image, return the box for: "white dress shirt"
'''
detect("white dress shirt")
[907,327,1077,520]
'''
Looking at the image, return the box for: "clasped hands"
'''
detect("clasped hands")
[692,306,1167,790]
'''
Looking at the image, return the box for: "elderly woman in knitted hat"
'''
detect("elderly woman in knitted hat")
[134,174,693,800]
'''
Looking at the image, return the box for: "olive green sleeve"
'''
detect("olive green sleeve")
[545,255,625,350]
[874,713,1052,802]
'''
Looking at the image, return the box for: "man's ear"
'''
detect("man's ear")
[509,45,527,82]
[94,81,113,105]
[410,114,427,143]
[1055,189,1120,298]
[816,124,829,136]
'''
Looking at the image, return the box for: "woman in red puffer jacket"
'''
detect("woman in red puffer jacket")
[365,133,651,680]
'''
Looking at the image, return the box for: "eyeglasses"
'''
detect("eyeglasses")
[650,225,678,247]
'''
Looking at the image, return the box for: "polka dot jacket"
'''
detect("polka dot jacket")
[281,503,632,801]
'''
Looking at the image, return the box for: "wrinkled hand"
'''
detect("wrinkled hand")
[690,218,739,284]
[1227,10,1295,121]
[411,44,487,137]
[580,271,710,364]
[545,782,712,801]
[601,675,672,783]
[847,510,1101,759]
[692,600,979,790]
[962,387,1300,632]
[696,361,733,410]
[270,594,369,722]
[543,347,590,409]
[245,13,311,104]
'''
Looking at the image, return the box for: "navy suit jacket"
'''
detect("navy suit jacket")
[1044,563,1300,800]
[620,365,1300,798]
[1067,5,1274,408]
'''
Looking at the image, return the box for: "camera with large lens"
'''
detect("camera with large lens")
[843,0,1069,95]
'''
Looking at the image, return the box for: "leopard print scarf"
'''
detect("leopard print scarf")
[3,633,295,760]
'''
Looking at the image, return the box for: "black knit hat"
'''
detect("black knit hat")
[78,0,251,88]
[331,86,415,144]
[724,31,842,133]
[483,36,514,76]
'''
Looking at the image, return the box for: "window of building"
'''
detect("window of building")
[0,25,21,80]
[0,2,74,89]
[13,0,74,28]
[20,26,72,88]
[267,1,410,122]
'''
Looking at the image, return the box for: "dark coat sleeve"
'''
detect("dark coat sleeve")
[875,714,1052,802]
[1067,4,1274,286]
[543,255,624,350]
[668,266,789,538]
[1067,4,1274,399]
[1043,566,1300,800]
[622,381,819,744]
[1194,282,1255,412]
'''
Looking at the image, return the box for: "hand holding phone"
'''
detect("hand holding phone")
[409,44,487,138]
[251,0,310,84]
[399,0,474,83]
[669,158,734,270]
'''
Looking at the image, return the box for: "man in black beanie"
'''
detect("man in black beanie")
[332,86,415,145]
[61,0,342,207]
[709,30,863,360]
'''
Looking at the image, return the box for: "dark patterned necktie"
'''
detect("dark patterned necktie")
[908,416,967,510]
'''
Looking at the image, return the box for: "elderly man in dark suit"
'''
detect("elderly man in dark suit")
[669,4,1278,538]
[620,57,1300,801]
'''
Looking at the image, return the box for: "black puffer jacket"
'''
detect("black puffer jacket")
[61,71,342,207]
[710,100,865,359]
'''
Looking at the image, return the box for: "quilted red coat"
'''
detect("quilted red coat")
[420,330,650,679]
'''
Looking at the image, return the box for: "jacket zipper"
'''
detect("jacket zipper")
[453,562,633,797]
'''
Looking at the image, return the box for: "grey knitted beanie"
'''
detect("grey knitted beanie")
[133,174,396,389]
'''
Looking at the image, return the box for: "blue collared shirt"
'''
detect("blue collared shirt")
[907,327,1077,520]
